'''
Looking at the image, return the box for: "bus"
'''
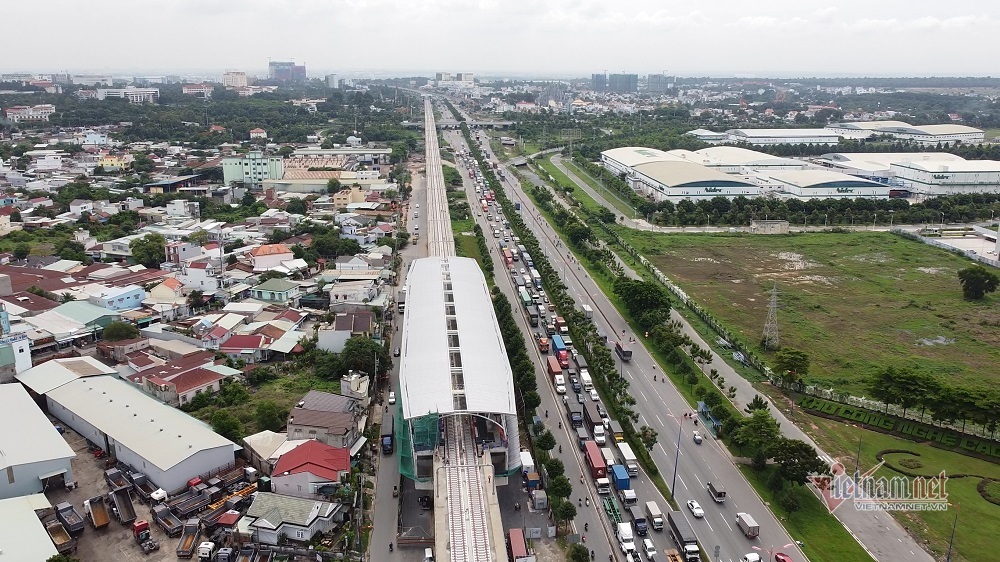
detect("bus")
[530,268,542,289]
[519,288,533,310]
[507,528,530,562]
[615,340,633,362]
[502,248,513,266]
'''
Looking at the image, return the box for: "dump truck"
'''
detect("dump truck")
[736,512,760,539]
[84,495,110,529]
[173,489,211,518]
[55,501,85,534]
[133,519,160,554]
[46,519,74,553]
[645,501,664,531]
[197,541,217,561]
[667,511,701,561]
[707,481,727,503]
[151,504,183,537]
[235,546,257,562]
[176,519,201,558]
[109,487,137,525]
[105,468,130,490]
[129,472,162,504]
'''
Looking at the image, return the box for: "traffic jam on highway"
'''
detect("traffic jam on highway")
[451,134,788,562]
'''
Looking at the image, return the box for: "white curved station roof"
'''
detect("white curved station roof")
[694,146,803,167]
[399,256,516,420]
[601,146,683,167]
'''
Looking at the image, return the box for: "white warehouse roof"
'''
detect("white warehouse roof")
[0,495,59,560]
[0,384,74,470]
[819,152,966,165]
[876,123,983,136]
[766,170,886,189]
[399,257,516,420]
[47,376,237,472]
[694,146,803,167]
[632,160,757,188]
[891,159,1000,173]
[827,120,912,131]
[601,146,684,168]
[727,128,842,139]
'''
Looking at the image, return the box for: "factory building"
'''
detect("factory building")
[630,160,760,200]
[762,170,890,199]
[726,128,843,146]
[826,121,984,145]
[890,159,1000,196]
[815,152,965,184]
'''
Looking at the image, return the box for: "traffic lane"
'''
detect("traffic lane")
[449,136,617,561]
[497,158,807,562]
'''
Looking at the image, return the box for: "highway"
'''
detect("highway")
[450,127,812,562]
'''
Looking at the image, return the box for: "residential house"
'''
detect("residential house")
[316,311,375,353]
[164,241,206,268]
[334,255,387,271]
[271,440,351,500]
[96,337,150,362]
[327,280,378,305]
[142,277,190,321]
[250,128,267,139]
[144,367,223,406]
[242,431,312,475]
[251,278,301,307]
[243,492,342,545]
[331,186,368,210]
[87,284,146,311]
[176,260,223,293]
[218,334,273,363]
[247,244,293,272]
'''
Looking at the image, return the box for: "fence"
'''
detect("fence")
[893,228,1000,269]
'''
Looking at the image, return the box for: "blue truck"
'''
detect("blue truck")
[381,413,395,454]
[610,464,630,491]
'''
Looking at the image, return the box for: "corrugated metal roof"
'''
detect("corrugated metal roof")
[0,384,75,469]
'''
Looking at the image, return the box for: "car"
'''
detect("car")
[589,389,600,401]
[418,495,433,510]
[686,499,705,518]
[394,348,400,357]
[774,555,793,562]
[388,392,397,405]
[569,376,581,393]
[577,392,585,404]
[596,403,608,419]
[415,203,420,208]
[641,538,657,560]
[519,268,526,274]
[739,555,761,562]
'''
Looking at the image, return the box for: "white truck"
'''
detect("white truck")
[580,370,593,392]
[617,522,636,554]
[617,442,640,477]
[594,424,607,445]
[554,374,566,394]
[620,488,638,507]
[645,500,665,531]
[582,304,593,319]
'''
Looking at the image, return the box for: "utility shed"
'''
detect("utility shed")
[43,375,239,493]
[0,494,59,559]
[0,384,75,498]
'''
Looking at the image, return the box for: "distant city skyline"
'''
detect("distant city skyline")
[2,0,999,78]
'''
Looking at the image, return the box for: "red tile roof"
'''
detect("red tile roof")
[249,244,291,257]
[272,440,350,482]
[170,367,223,394]
[219,334,272,351]
[161,277,183,290]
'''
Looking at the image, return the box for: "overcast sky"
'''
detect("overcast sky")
[5,0,1000,78]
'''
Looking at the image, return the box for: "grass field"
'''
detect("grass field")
[623,230,1000,393]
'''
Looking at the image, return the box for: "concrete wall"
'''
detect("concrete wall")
[0,457,74,499]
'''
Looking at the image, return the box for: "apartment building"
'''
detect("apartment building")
[2,104,55,122]
[95,87,160,104]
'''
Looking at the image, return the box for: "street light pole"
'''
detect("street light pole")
[671,418,683,500]
[946,505,959,562]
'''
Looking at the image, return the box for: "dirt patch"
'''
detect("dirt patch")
[773,251,819,270]
[852,253,892,264]
[918,267,947,274]
[916,336,955,346]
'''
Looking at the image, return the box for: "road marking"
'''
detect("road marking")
[694,474,704,488]
[720,514,734,532]
[704,520,715,533]
[655,415,664,426]
[678,475,687,490]
[639,390,647,402]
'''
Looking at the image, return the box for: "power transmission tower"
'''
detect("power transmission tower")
[762,284,780,350]
[560,129,581,156]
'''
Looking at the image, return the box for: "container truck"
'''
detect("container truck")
[580,371,594,392]
[629,505,649,536]
[645,501,665,531]
[707,481,727,503]
[583,401,606,444]
[617,522,637,554]
[600,447,617,468]
[608,420,625,443]
[615,340,633,362]
[582,304,593,319]
[530,268,542,289]
[736,512,760,538]
[176,519,201,558]
[555,316,567,335]
[574,352,589,371]
[617,442,640,476]
[397,288,407,314]
[55,501,85,534]
[667,511,701,561]
[584,441,607,479]
[381,412,395,454]
[610,464,630,491]
[84,495,110,529]
[565,401,584,428]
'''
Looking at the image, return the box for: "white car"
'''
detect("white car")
[641,538,657,560]
[589,389,600,401]
[686,499,705,518]
[415,203,420,208]
[519,268,526,274]
[388,392,396,405]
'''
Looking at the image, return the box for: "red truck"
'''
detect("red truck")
[584,440,607,479]
[546,356,562,377]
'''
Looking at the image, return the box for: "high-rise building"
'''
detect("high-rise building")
[223,71,248,88]
[456,73,474,82]
[648,74,671,93]
[268,61,307,82]
[435,72,453,82]
[222,151,284,187]
[326,74,337,88]
[591,73,607,92]
[608,74,638,93]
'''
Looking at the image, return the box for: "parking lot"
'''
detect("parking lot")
[45,422,176,562]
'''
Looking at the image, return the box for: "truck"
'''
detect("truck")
[530,268,542,289]
[736,512,760,539]
[152,504,184,537]
[45,519,74,554]
[608,420,625,443]
[667,511,701,561]
[600,446,617,468]
[551,334,568,361]
[581,304,593,319]
[176,519,201,558]
[105,468,130,490]
[707,481,727,503]
[565,400,583,428]
[610,464,630,492]
[576,427,590,451]
[172,489,211,519]
[620,488,637,507]
[573,352,589,371]
[629,505,649,536]
[381,412,395,454]
[645,501,665,531]
[397,288,407,314]
[537,335,549,353]
[196,541,217,561]
[109,487,137,524]
[615,340,633,362]
[133,519,160,554]
[84,495,110,529]
[128,472,162,504]
[617,522,637,554]
[584,441,607,479]
[55,501,85,534]
[547,355,562,377]
[617,442,640,477]
[554,316,567,335]
[580,371,594,392]
[583,401,606,444]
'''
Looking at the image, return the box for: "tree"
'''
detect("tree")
[327,178,343,194]
[522,390,542,411]
[285,198,308,215]
[217,380,250,407]
[13,243,30,261]
[129,233,166,268]
[778,489,802,514]
[770,438,828,485]
[745,394,770,415]
[187,289,205,310]
[957,265,999,300]
[255,400,287,432]
[10,211,20,222]
[102,321,139,341]
[187,230,210,247]
[773,348,809,387]
[552,499,577,536]
[60,292,76,303]
[241,191,257,207]
[547,474,572,500]
[258,270,288,282]
[211,410,244,442]
[638,425,659,452]
[340,336,391,377]
[47,555,83,562]
[535,430,556,452]
[733,409,781,454]
[568,543,591,562]
[545,457,565,478]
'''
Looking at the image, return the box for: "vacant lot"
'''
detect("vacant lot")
[630,231,1000,393]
